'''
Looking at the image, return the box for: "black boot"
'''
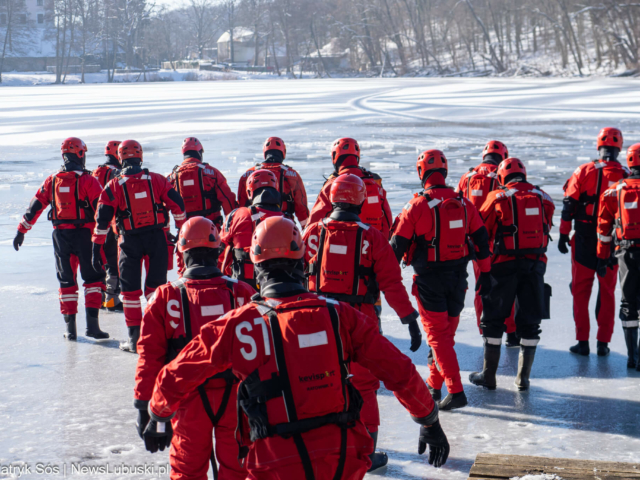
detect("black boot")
[120,326,140,353]
[367,430,388,473]
[427,384,442,401]
[470,341,501,390]
[596,341,610,357]
[515,346,536,391]
[85,308,109,339]
[569,340,590,356]
[64,314,77,340]
[438,391,468,411]
[103,296,124,312]
[623,327,638,368]
[505,332,520,348]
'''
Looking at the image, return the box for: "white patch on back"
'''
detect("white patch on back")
[298,331,328,349]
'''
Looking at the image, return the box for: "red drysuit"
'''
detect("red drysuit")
[560,159,627,342]
[149,294,437,479]
[303,212,417,432]
[391,181,491,394]
[19,169,105,314]
[238,163,309,227]
[135,273,255,480]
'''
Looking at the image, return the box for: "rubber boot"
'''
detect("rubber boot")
[427,384,441,401]
[64,314,77,340]
[119,326,140,353]
[469,342,501,390]
[367,430,388,473]
[438,391,468,411]
[515,346,536,391]
[596,341,610,357]
[623,327,638,368]
[505,332,520,348]
[569,340,590,356]
[85,308,109,339]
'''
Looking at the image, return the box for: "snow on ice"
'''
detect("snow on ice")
[0,78,639,479]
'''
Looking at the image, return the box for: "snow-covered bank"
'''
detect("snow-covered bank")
[0,78,639,479]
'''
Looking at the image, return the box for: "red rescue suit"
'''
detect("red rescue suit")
[391,182,491,394]
[238,163,309,227]
[456,162,515,333]
[136,273,255,480]
[561,159,628,343]
[302,212,416,432]
[480,182,555,342]
[220,206,284,289]
[308,167,393,239]
[149,294,437,480]
[93,168,186,327]
[18,169,104,314]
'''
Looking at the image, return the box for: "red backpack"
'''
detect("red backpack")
[307,219,378,304]
[496,186,550,255]
[115,170,167,233]
[173,163,221,218]
[460,169,498,210]
[48,172,95,226]
[615,181,640,243]
[359,176,386,233]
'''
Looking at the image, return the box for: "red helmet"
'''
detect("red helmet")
[331,137,360,166]
[104,141,121,157]
[263,137,286,160]
[627,143,640,169]
[182,137,204,155]
[330,174,366,205]
[497,157,527,185]
[250,216,304,264]
[118,140,143,161]
[416,150,448,181]
[177,216,221,252]
[61,137,87,158]
[483,140,509,160]
[246,169,278,201]
[597,127,623,150]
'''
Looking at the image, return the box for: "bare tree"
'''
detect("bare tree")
[0,0,32,83]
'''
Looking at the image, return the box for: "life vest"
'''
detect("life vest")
[92,164,119,188]
[173,162,222,218]
[236,298,362,480]
[168,277,239,426]
[307,219,378,304]
[47,171,95,226]
[407,190,470,269]
[110,169,168,234]
[613,181,640,247]
[252,163,296,218]
[495,186,550,256]
[460,169,498,210]
[569,160,627,224]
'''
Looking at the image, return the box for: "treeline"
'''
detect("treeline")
[2,0,640,83]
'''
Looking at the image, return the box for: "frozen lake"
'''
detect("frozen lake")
[1,78,639,479]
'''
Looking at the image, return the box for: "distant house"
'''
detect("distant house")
[216,28,257,64]
[305,38,351,71]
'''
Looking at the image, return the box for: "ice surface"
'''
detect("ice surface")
[1,78,640,479]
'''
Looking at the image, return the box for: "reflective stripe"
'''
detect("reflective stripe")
[487,172,497,178]
[60,295,79,299]
[221,275,238,283]
[94,228,109,235]
[428,198,441,209]
[520,338,540,347]
[598,234,612,243]
[251,212,265,221]
[506,189,517,197]
[84,287,102,294]
[485,337,502,345]
[140,174,150,180]
[118,177,128,185]
[355,221,370,230]
[622,320,639,328]
[20,218,32,230]
[174,212,187,221]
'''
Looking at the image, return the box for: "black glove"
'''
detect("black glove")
[136,409,150,440]
[13,231,24,251]
[418,420,450,468]
[558,233,570,254]
[166,231,178,244]
[596,258,608,278]
[475,271,492,296]
[408,319,423,352]
[91,243,104,273]
[142,417,173,453]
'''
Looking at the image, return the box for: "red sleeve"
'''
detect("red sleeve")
[155,174,186,228]
[380,191,393,240]
[237,171,250,208]
[466,199,491,272]
[18,177,52,234]
[340,302,435,419]
[479,193,499,245]
[370,230,414,318]
[456,173,466,194]
[135,286,171,402]
[92,180,121,244]
[212,169,238,215]
[307,181,333,226]
[290,170,310,227]
[221,208,252,250]
[597,188,617,259]
[392,198,427,241]
[234,281,257,305]
[302,223,320,265]
[560,167,584,235]
[83,174,104,208]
